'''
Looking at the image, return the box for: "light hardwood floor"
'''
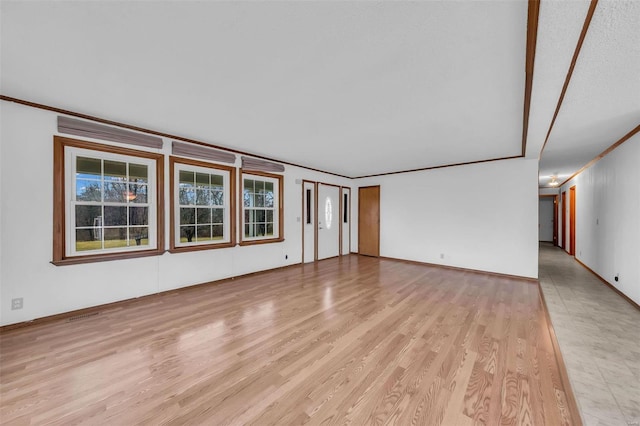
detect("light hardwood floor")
[0,255,577,425]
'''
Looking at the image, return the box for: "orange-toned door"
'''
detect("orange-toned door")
[358,186,380,257]
[569,186,576,256]
[561,191,566,250]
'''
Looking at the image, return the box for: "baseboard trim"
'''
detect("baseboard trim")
[378,255,538,283]
[574,257,640,311]
[0,261,304,332]
[538,282,584,426]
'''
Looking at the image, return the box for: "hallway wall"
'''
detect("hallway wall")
[559,132,640,305]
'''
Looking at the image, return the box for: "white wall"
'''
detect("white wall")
[538,197,554,242]
[559,133,640,305]
[352,158,539,278]
[0,101,352,325]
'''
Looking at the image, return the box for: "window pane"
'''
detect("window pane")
[104,228,128,248]
[196,188,209,205]
[197,225,212,241]
[197,208,211,224]
[243,190,251,207]
[255,223,266,236]
[211,174,223,188]
[104,182,127,202]
[255,195,264,207]
[128,183,147,203]
[180,226,196,243]
[129,227,149,246]
[255,180,264,194]
[244,224,250,237]
[104,160,127,181]
[266,210,273,222]
[180,208,195,225]
[244,179,254,192]
[129,164,148,183]
[265,181,273,193]
[211,190,224,206]
[129,207,148,226]
[196,172,210,188]
[212,225,223,239]
[180,170,194,185]
[265,192,274,208]
[244,209,250,223]
[104,206,127,226]
[77,157,101,178]
[75,205,102,227]
[266,224,274,236]
[76,180,102,201]
[76,229,101,251]
[212,208,223,224]
[256,209,266,222]
[179,188,195,205]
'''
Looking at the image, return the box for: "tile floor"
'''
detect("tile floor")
[539,243,640,426]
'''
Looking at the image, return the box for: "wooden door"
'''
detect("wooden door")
[553,195,558,246]
[569,186,576,256]
[358,186,380,257]
[561,191,566,250]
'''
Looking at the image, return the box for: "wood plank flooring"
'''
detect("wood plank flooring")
[0,255,577,425]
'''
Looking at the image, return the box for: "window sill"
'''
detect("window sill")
[51,248,165,266]
[168,242,236,254]
[239,237,285,246]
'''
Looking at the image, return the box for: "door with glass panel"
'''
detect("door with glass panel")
[341,187,350,255]
[317,183,340,260]
[302,181,316,263]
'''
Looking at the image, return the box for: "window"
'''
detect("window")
[170,157,235,251]
[53,136,164,265]
[241,171,283,244]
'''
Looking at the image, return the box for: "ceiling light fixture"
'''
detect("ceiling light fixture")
[549,176,559,186]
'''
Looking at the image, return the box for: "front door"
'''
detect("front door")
[317,183,340,260]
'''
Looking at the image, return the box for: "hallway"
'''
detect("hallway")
[539,243,640,426]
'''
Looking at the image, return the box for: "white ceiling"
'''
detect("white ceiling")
[1,1,638,180]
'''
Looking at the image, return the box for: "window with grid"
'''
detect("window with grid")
[173,159,233,249]
[241,173,282,242]
[53,137,163,264]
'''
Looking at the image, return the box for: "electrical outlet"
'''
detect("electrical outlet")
[11,298,23,310]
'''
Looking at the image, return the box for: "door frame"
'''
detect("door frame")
[569,186,576,256]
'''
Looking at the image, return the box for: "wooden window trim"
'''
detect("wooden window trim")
[52,136,165,266]
[168,156,236,253]
[239,169,284,246]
